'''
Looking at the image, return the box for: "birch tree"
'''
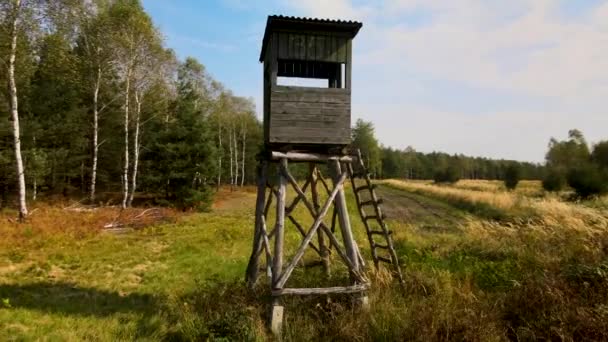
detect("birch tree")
[1,0,28,220]
[210,83,225,190]
[241,118,246,187]
[73,1,114,203]
[127,43,167,207]
[108,1,156,208]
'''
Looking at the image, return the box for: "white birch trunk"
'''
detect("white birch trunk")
[121,70,131,209]
[8,0,28,220]
[90,65,101,203]
[127,90,141,207]
[233,126,239,187]
[228,125,234,186]
[216,118,222,190]
[241,123,246,186]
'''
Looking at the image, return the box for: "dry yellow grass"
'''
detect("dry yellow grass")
[2,185,608,340]
[381,179,608,232]
[452,179,543,196]
[383,179,519,211]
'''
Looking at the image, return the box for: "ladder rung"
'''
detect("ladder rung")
[355,184,377,193]
[373,243,390,250]
[352,172,370,178]
[355,185,368,193]
[360,198,383,207]
[376,256,393,264]
[364,214,386,221]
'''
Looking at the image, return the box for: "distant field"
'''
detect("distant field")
[1,182,608,341]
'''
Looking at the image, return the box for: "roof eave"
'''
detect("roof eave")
[259,15,363,62]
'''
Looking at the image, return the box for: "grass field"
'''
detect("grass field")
[1,181,607,341]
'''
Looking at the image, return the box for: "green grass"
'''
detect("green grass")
[1,184,607,341]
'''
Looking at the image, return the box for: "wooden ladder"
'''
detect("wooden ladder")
[347,149,405,286]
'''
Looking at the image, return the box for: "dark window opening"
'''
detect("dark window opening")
[276,59,345,89]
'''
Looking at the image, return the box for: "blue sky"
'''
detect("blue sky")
[142,0,608,162]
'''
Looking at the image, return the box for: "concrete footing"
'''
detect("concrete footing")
[270,305,284,337]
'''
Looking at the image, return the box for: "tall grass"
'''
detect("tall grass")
[1,184,608,340]
[382,179,608,227]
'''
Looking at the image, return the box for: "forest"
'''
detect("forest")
[1,0,601,220]
[1,0,261,218]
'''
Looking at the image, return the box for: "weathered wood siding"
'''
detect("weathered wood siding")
[268,86,351,145]
[276,32,348,63]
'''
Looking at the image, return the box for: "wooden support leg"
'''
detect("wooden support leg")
[246,161,268,288]
[331,160,369,307]
[271,159,287,336]
[330,160,359,274]
[310,163,331,276]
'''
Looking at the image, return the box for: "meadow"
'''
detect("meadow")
[1,181,607,341]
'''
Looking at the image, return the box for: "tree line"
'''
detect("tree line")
[543,129,608,197]
[1,0,262,218]
[351,119,545,182]
[353,119,607,197]
[3,1,604,220]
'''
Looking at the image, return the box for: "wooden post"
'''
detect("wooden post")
[330,160,359,274]
[331,159,369,308]
[270,158,287,336]
[310,163,330,276]
[246,161,268,288]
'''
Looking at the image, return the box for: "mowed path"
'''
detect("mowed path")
[374,184,464,230]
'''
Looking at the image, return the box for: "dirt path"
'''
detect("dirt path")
[375,185,463,229]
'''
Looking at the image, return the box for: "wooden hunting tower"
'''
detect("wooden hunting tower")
[260,15,362,149]
[248,16,404,337]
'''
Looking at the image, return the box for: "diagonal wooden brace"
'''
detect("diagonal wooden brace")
[274,171,347,290]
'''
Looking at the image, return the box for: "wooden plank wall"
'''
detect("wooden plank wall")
[269,86,351,145]
[276,32,348,63]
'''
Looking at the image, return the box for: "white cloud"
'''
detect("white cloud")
[280,0,608,161]
[279,0,374,20]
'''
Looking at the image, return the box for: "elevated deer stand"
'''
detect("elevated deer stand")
[246,16,403,336]
[246,152,370,334]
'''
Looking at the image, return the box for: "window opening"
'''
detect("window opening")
[276,59,345,89]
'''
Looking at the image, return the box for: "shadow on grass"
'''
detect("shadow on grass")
[0,282,157,317]
[0,280,266,340]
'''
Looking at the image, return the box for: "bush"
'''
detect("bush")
[156,187,213,212]
[591,141,608,169]
[542,168,566,192]
[434,166,460,184]
[566,164,608,198]
[504,164,521,190]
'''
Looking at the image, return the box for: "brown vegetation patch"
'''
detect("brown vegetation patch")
[0,203,180,248]
[212,186,256,212]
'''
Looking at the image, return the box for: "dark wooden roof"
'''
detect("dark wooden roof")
[259,15,363,62]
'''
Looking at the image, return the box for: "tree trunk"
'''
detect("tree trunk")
[228,125,234,186]
[90,65,101,203]
[8,0,28,221]
[121,70,131,209]
[127,90,142,207]
[80,161,85,193]
[241,123,246,187]
[233,126,239,188]
[217,118,222,191]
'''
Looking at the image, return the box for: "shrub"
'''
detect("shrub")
[566,164,608,198]
[156,187,213,212]
[591,141,608,169]
[504,164,521,190]
[542,168,566,192]
[433,166,460,184]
